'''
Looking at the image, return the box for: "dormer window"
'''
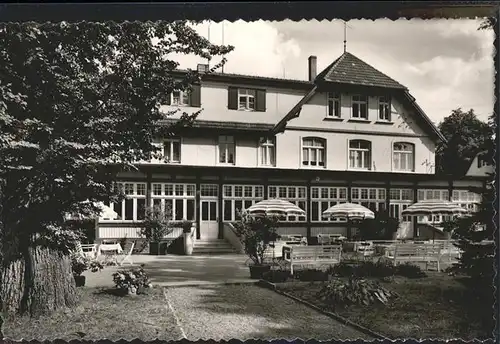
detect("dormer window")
[351,95,368,119]
[228,87,266,112]
[172,90,190,106]
[327,92,341,118]
[378,96,391,121]
[238,89,256,110]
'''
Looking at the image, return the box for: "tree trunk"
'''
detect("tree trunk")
[0,245,79,317]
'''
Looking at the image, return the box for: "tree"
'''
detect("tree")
[358,211,400,241]
[0,21,233,316]
[436,108,493,177]
[445,112,495,283]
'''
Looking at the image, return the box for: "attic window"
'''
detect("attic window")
[327,92,341,118]
[351,95,368,120]
[378,96,391,121]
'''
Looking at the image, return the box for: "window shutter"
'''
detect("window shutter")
[190,84,201,107]
[166,93,171,105]
[255,89,266,112]
[228,87,238,110]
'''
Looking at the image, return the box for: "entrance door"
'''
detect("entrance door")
[200,200,219,239]
[389,203,412,239]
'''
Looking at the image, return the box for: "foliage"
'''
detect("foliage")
[317,276,398,309]
[140,204,174,243]
[327,260,426,279]
[181,219,194,233]
[395,263,427,279]
[112,264,152,295]
[0,20,232,254]
[478,17,496,30]
[262,269,291,283]
[232,212,279,266]
[71,253,103,276]
[119,236,128,251]
[296,269,329,282]
[358,211,399,240]
[436,108,493,176]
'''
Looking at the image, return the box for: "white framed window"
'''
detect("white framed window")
[172,90,190,106]
[302,137,326,168]
[351,95,368,119]
[349,140,371,170]
[452,190,481,214]
[389,188,414,222]
[164,138,181,163]
[351,187,386,213]
[268,185,307,222]
[393,142,414,172]
[218,135,235,165]
[223,184,264,221]
[259,137,275,166]
[327,92,341,118]
[105,182,147,221]
[151,183,196,221]
[417,189,450,223]
[238,89,256,110]
[311,187,348,222]
[378,96,391,121]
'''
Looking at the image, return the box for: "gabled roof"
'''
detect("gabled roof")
[272,52,447,143]
[316,52,407,90]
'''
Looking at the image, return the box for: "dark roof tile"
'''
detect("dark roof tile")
[316,52,407,90]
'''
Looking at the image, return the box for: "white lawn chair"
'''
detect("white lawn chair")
[119,242,135,266]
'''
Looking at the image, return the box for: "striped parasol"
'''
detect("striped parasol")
[246,199,306,217]
[322,202,375,220]
[401,200,468,217]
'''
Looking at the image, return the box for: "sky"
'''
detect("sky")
[170,19,494,124]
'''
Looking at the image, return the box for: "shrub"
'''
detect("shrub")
[395,262,427,278]
[232,212,279,266]
[262,270,291,283]
[327,260,396,278]
[181,219,194,234]
[112,264,152,295]
[71,253,103,276]
[317,277,398,310]
[296,269,329,282]
[140,204,174,243]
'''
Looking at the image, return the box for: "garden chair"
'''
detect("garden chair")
[119,242,135,266]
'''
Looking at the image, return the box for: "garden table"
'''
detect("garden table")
[98,243,123,256]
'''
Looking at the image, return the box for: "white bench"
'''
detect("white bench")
[385,243,444,271]
[284,245,342,275]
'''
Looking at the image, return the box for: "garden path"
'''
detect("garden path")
[163,284,373,340]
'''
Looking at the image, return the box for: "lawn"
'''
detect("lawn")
[3,286,184,341]
[275,273,494,340]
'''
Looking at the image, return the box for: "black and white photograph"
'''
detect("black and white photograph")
[0,4,497,342]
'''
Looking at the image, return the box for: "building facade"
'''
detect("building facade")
[96,52,487,244]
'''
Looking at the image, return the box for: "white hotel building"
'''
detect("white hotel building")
[96,52,487,252]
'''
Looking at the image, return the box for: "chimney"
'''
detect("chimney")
[197,64,209,73]
[308,55,317,82]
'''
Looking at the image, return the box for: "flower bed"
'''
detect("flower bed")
[274,273,493,340]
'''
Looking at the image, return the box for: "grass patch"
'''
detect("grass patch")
[276,273,494,340]
[3,286,183,341]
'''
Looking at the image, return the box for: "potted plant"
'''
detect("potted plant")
[71,254,103,287]
[182,219,195,255]
[140,204,174,255]
[233,212,279,279]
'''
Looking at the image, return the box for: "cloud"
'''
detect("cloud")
[169,20,301,78]
[167,19,493,123]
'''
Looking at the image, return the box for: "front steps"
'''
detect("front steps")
[193,239,237,255]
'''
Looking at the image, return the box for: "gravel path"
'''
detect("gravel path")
[163,284,372,341]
